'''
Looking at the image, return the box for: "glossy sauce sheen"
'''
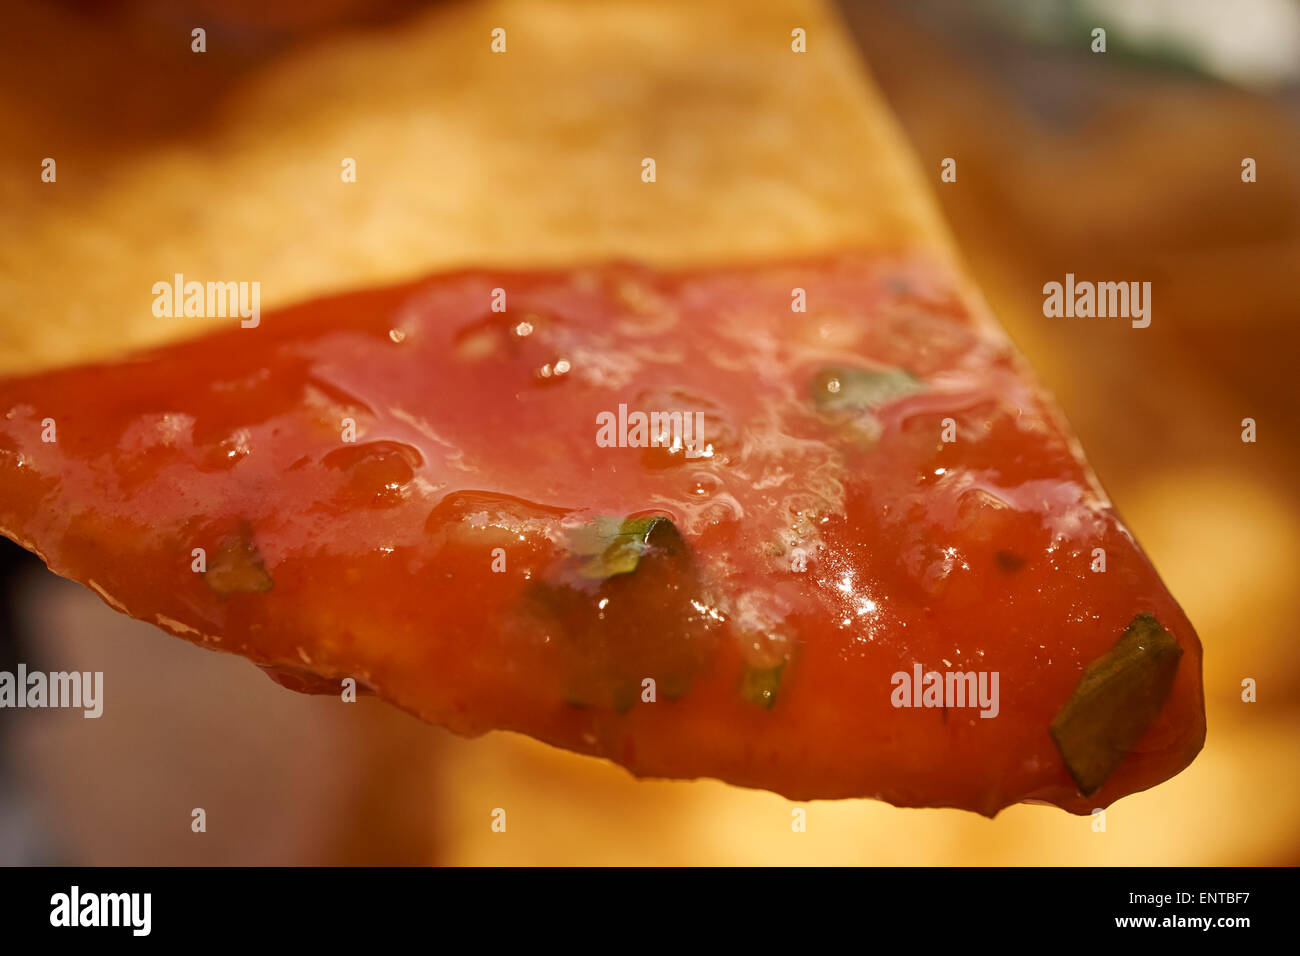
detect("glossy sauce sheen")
[0,256,1204,815]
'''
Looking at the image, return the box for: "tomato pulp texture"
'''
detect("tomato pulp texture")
[0,256,1204,815]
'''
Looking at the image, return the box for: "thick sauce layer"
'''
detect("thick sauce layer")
[0,255,1204,814]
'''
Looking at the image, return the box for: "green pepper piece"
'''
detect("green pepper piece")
[1049,613,1183,796]
[568,515,673,581]
[542,514,711,712]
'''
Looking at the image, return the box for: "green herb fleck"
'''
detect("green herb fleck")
[741,663,786,710]
[204,523,273,596]
[812,365,925,412]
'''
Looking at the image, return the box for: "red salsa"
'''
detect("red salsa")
[0,255,1205,815]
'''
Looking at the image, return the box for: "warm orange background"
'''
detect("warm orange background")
[2,1,1297,864]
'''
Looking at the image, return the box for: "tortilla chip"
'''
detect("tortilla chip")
[0,0,955,375]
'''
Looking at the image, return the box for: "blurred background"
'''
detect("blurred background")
[1,0,1297,864]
